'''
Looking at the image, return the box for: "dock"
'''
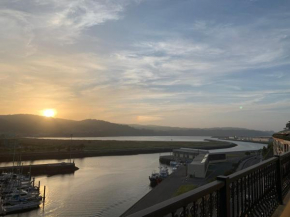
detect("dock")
[121,165,205,216]
[0,162,79,176]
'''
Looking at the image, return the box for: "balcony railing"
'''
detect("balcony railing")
[127,152,290,217]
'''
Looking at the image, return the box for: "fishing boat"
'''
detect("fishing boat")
[149,167,169,187]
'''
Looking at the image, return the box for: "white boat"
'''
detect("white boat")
[3,201,41,214]
[159,167,169,178]
[170,161,177,167]
[4,191,42,205]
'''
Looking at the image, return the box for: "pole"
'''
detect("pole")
[70,134,72,163]
[29,164,32,180]
[43,186,46,201]
[12,143,16,174]
[216,176,231,217]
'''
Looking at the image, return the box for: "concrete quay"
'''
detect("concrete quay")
[0,162,78,176]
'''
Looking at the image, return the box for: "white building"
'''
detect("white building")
[173,148,208,160]
[187,153,209,178]
[173,148,209,178]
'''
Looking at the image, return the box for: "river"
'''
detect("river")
[1,136,267,217]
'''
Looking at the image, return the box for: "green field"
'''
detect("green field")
[0,138,236,154]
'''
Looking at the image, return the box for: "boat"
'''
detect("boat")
[170,161,177,167]
[159,167,169,178]
[149,172,162,187]
[3,201,41,214]
[149,167,169,187]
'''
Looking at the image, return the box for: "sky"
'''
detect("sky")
[0,0,289,131]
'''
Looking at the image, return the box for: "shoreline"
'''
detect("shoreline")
[0,138,237,163]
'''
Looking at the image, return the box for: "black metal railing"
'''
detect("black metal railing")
[225,158,279,217]
[127,152,290,217]
[281,152,290,198]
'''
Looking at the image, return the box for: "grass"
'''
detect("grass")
[173,184,197,197]
[0,138,236,154]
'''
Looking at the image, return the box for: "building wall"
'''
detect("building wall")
[187,157,209,178]
[273,138,290,155]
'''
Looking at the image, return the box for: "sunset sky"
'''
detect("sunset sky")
[0,0,289,131]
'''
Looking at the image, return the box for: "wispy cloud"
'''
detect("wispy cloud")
[0,0,289,130]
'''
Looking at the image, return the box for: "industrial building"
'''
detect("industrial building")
[173,148,208,160]
[173,148,210,178]
[172,148,259,178]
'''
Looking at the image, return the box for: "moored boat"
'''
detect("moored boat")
[3,201,41,214]
[149,167,169,187]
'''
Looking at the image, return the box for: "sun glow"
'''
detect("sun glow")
[42,109,56,117]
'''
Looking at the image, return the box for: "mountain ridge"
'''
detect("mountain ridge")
[0,114,274,137]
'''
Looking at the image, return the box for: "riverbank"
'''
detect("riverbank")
[0,138,237,162]
[212,136,271,144]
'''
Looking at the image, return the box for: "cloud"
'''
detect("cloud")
[0,0,141,44]
[0,0,290,130]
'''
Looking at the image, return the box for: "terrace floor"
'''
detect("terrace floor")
[273,190,290,217]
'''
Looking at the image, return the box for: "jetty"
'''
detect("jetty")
[0,163,78,176]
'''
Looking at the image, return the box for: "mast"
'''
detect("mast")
[70,134,73,163]
[12,142,16,174]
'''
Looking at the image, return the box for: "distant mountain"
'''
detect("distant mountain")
[0,114,149,137]
[0,114,274,137]
[129,124,274,137]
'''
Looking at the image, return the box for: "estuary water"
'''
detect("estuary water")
[1,136,267,217]
[34,136,212,142]
[5,153,169,217]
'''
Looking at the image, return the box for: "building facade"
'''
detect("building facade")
[273,121,290,155]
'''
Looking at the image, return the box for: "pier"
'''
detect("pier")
[0,163,78,176]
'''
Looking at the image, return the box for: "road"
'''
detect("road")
[237,155,262,171]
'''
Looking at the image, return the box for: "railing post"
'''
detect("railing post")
[275,155,284,204]
[216,176,230,217]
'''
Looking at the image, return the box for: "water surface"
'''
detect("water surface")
[34,136,212,142]
[3,136,268,217]
[5,153,171,217]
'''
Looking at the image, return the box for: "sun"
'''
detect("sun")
[42,109,56,117]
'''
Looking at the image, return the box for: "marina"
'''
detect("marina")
[0,172,45,215]
[0,163,78,176]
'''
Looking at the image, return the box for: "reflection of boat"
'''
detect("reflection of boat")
[149,167,169,187]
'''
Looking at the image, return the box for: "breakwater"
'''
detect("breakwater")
[0,162,78,176]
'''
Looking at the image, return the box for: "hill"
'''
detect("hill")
[0,114,273,137]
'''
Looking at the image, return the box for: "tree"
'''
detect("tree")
[286,121,290,130]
